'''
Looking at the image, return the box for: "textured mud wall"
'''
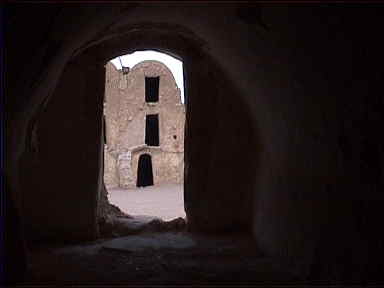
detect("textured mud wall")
[18,57,104,241]
[131,148,184,186]
[104,146,119,188]
[239,6,384,280]
[104,63,120,152]
[184,53,256,233]
[104,61,185,188]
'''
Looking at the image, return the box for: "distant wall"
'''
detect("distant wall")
[104,61,185,188]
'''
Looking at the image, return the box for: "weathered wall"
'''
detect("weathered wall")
[18,57,104,241]
[183,51,256,233]
[104,60,185,188]
[131,148,184,186]
[104,63,121,152]
[245,6,384,280]
[104,146,119,188]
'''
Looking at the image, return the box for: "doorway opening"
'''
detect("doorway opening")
[137,154,154,187]
[103,50,186,221]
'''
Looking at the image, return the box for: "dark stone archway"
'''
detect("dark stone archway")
[8,5,384,283]
[12,17,257,242]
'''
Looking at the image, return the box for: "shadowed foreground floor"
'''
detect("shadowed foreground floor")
[24,232,301,285]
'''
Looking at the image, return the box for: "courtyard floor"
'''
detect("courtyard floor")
[107,183,186,221]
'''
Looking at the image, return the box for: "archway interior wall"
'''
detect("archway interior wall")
[19,56,104,241]
[183,52,256,232]
[18,22,257,241]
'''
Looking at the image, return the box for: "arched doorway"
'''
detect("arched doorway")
[104,52,186,221]
[137,154,154,187]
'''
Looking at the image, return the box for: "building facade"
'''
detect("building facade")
[103,60,185,189]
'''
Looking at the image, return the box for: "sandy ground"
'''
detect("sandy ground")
[107,184,186,221]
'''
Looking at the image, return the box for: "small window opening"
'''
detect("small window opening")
[145,76,159,102]
[173,135,177,140]
[145,114,159,146]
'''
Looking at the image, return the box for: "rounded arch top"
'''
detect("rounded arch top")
[109,50,184,101]
[131,60,178,83]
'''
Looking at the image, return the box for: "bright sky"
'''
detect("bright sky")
[110,50,184,103]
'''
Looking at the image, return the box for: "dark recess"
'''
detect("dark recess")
[145,114,159,146]
[137,153,154,187]
[145,76,159,102]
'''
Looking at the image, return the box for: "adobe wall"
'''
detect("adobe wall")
[104,60,185,189]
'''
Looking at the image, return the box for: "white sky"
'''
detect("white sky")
[110,50,184,103]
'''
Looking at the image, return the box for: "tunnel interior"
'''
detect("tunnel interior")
[4,3,384,285]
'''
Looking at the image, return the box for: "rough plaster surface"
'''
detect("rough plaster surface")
[104,61,185,189]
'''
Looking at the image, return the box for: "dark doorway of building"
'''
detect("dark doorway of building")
[145,114,159,146]
[137,154,154,187]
